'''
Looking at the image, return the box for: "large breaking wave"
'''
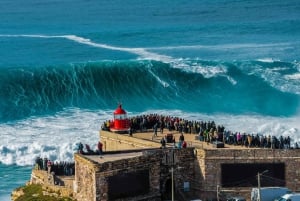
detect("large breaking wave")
[0,59,300,122]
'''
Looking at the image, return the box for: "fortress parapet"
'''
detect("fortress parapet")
[24,130,300,201]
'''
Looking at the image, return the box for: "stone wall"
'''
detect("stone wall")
[74,154,98,201]
[74,147,196,201]
[30,169,74,198]
[74,151,162,201]
[194,148,300,200]
[100,130,161,151]
[83,131,300,201]
[98,154,161,201]
[160,148,197,199]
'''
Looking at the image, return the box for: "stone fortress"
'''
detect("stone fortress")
[27,106,300,201]
[73,130,300,201]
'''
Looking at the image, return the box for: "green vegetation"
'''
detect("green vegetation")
[14,184,74,201]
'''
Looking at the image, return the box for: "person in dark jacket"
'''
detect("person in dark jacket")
[160,136,166,148]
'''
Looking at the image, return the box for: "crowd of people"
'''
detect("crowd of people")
[222,131,293,149]
[101,113,297,149]
[74,141,103,155]
[34,157,75,176]
[102,113,222,135]
[33,141,104,178]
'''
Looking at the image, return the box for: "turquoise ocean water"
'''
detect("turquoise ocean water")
[1,0,300,200]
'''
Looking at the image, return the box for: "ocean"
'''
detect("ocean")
[1,0,300,200]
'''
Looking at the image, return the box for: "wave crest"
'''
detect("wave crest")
[0,59,299,121]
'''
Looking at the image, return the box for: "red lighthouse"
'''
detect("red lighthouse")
[110,104,130,133]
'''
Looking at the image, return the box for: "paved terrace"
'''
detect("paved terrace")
[83,129,272,165]
[83,130,209,165]
[115,129,248,150]
[83,151,144,163]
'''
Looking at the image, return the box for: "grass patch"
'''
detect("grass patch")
[15,184,74,201]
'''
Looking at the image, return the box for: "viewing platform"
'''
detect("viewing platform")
[28,127,300,201]
[27,104,300,201]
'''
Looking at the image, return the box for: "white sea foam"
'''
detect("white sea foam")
[1,108,300,166]
[147,68,170,88]
[148,42,291,51]
[256,58,281,63]
[284,73,300,80]
[224,75,237,85]
[240,61,300,95]
[171,59,219,77]
[169,59,237,84]
[0,108,109,166]
[0,34,173,63]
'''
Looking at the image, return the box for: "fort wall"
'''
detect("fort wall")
[100,130,161,151]
[30,169,74,198]
[195,148,300,200]
[74,148,196,201]
[74,154,98,201]
[99,131,300,200]
[26,130,300,201]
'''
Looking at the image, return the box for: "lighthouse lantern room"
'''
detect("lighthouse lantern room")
[110,104,130,132]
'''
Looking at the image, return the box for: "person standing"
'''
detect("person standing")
[78,142,83,154]
[47,160,52,174]
[153,123,158,137]
[97,141,103,155]
[160,136,166,148]
[172,136,176,148]
[179,133,185,142]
